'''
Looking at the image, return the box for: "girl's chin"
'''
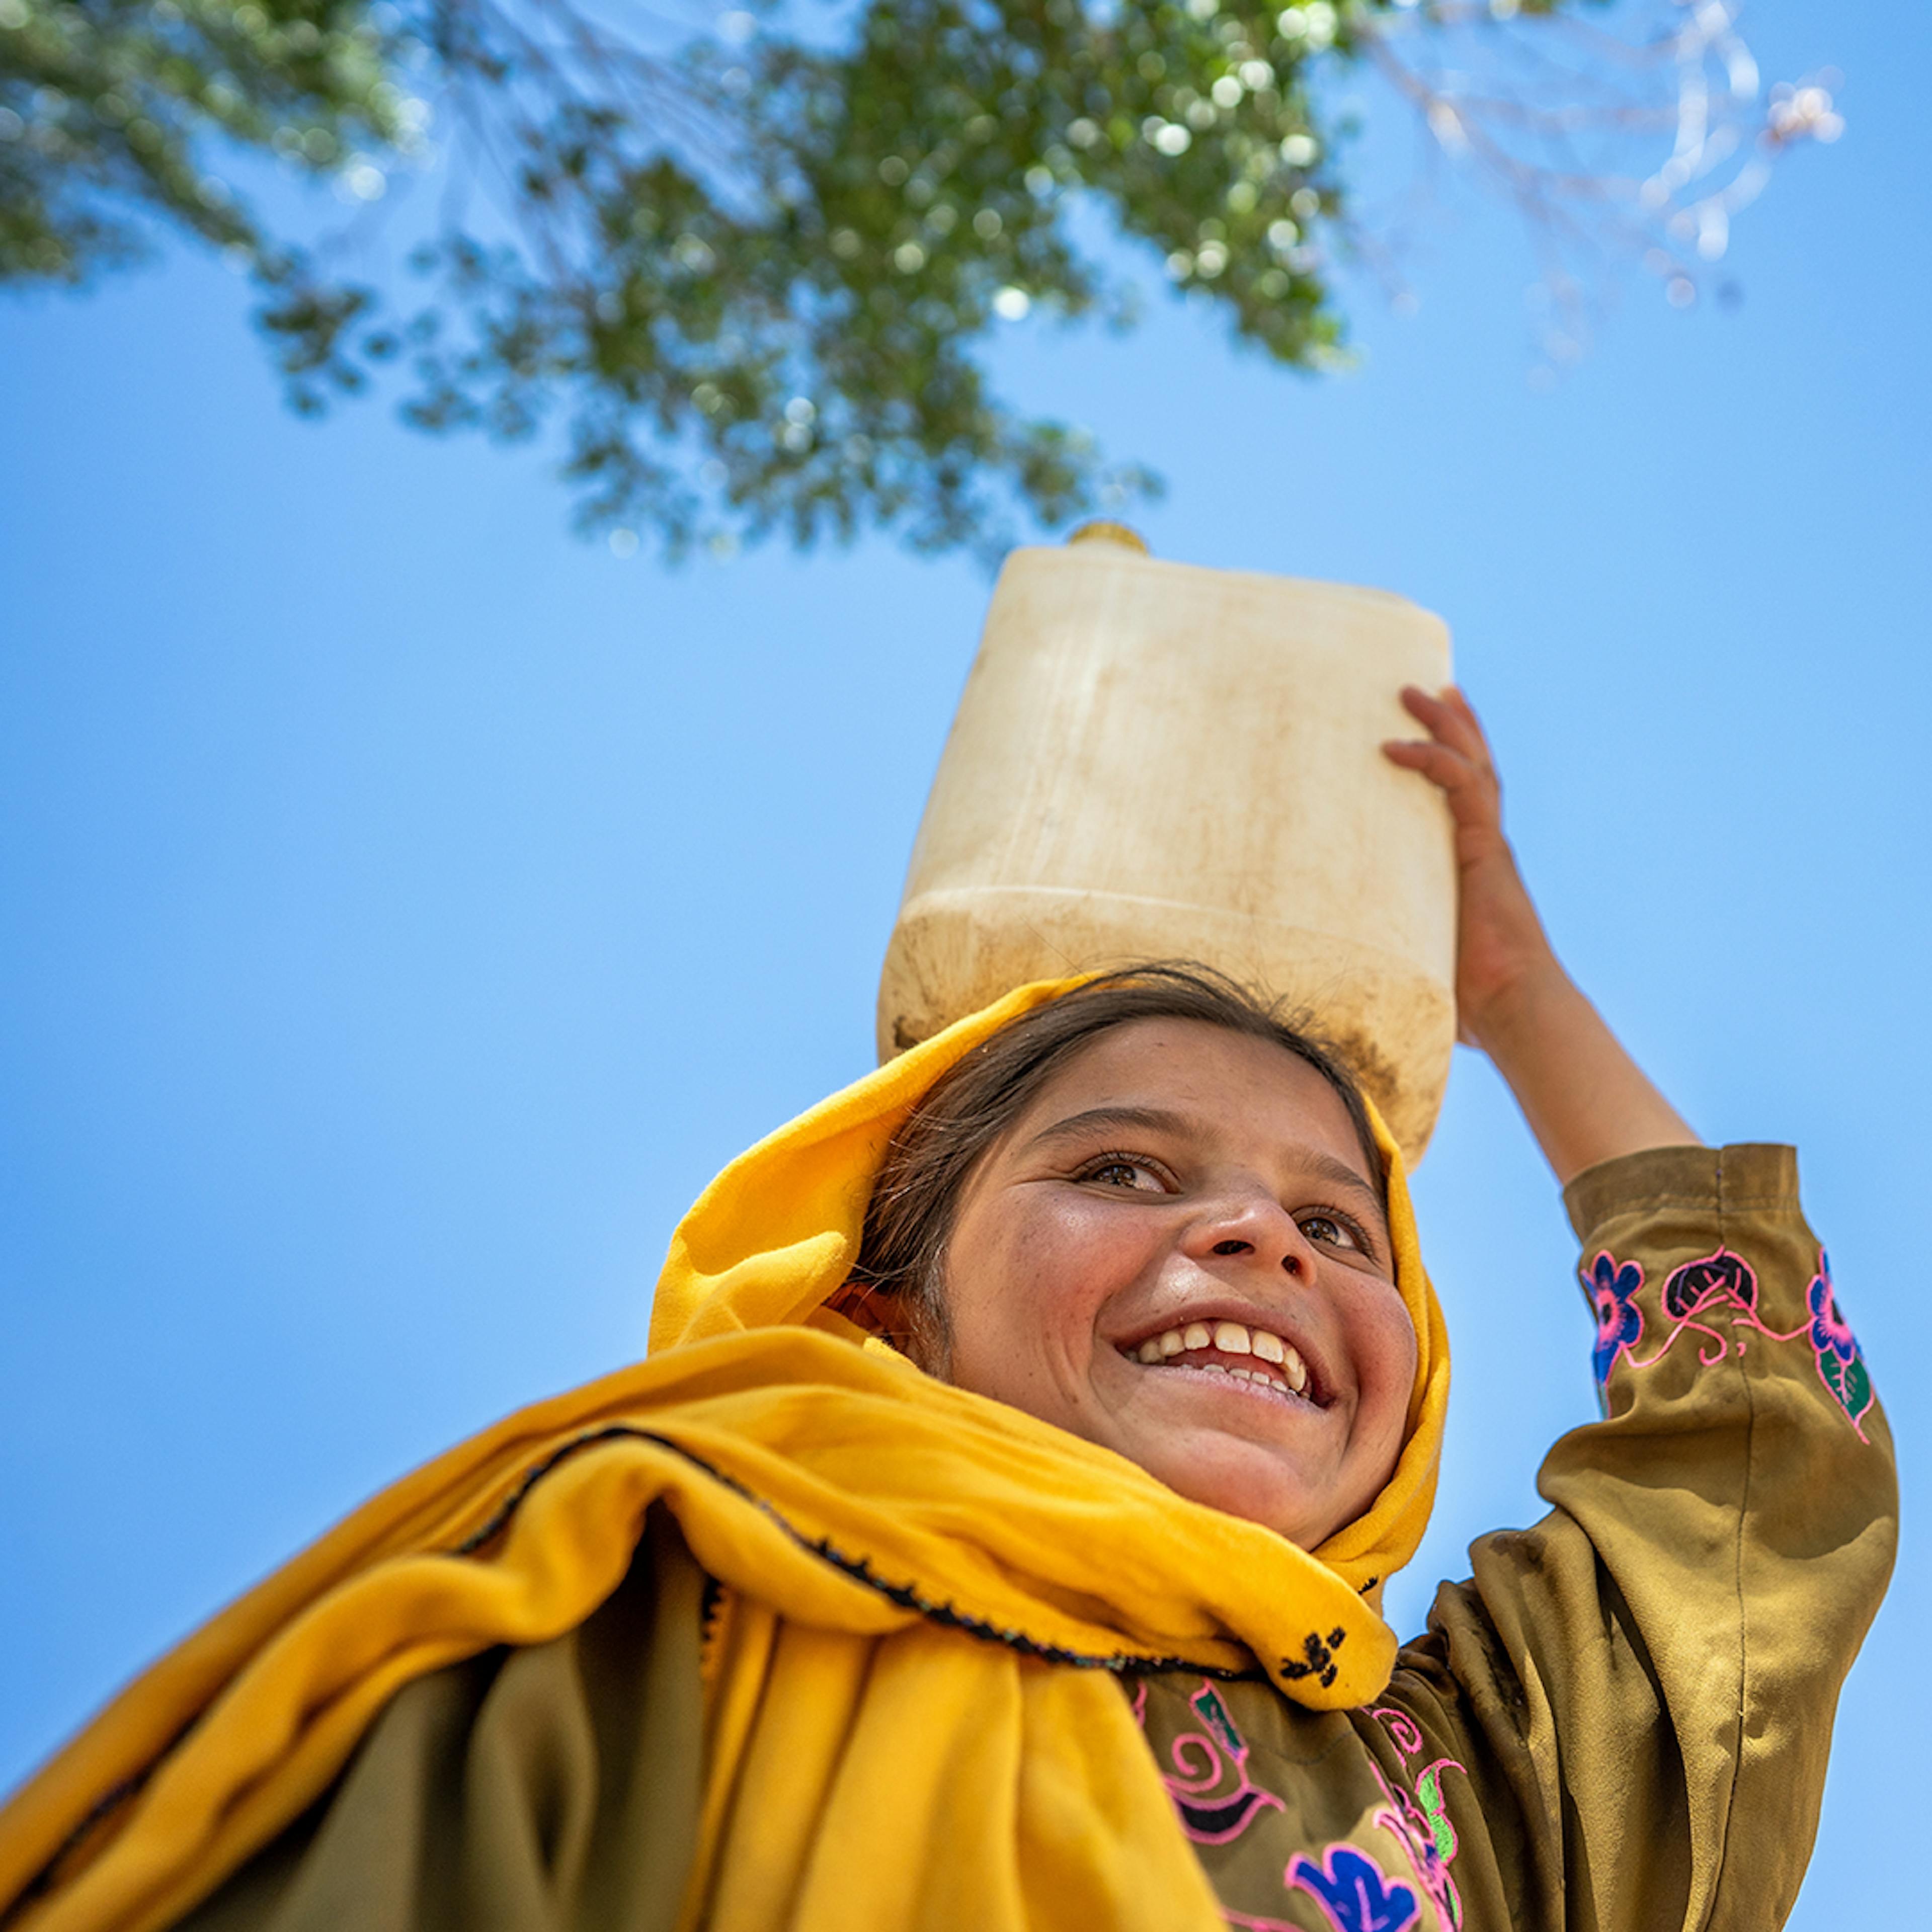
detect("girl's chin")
[1123,1431,1339,1543]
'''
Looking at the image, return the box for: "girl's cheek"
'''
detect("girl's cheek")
[1351,1282,1418,1392]
[1039,1200,1138,1295]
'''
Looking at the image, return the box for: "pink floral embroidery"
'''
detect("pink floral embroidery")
[1142,1678,1286,1844]
[1369,1708,1465,1929]
[1582,1251,1644,1397]
[1585,1244,1875,1439]
[1806,1250,1873,1441]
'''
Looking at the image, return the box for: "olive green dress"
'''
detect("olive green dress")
[178,1146,1896,1932]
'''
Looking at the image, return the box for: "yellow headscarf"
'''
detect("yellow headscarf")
[0,978,1450,1932]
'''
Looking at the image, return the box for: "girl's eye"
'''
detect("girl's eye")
[1079,1156,1167,1192]
[1299,1212,1364,1252]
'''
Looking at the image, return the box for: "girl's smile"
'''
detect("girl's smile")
[938,1017,1419,1546]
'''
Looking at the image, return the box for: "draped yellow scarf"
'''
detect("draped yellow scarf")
[0,979,1450,1932]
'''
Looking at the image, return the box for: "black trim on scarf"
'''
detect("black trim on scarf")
[6,1762,163,1923]
[13,1417,1336,1919]
[454,1422,1275,1681]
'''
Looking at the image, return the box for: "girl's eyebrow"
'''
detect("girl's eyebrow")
[1026,1105,1197,1153]
[1297,1147,1388,1221]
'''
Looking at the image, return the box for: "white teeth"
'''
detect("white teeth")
[1124,1321,1313,1401]
[1226,1365,1286,1394]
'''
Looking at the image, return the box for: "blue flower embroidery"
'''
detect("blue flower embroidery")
[1285,1844,1420,1932]
[1583,1251,1644,1391]
[1807,1250,1874,1437]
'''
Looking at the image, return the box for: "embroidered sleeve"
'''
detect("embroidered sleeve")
[1362,1144,1897,1932]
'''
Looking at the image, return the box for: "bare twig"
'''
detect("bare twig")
[1348,0,1842,370]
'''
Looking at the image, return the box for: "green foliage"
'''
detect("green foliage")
[0,0,407,275]
[1,0,1394,559]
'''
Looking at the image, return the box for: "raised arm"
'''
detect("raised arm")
[1373,685,1895,1932]
[1383,684,1699,1184]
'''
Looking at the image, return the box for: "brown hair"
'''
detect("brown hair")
[844,963,1385,1373]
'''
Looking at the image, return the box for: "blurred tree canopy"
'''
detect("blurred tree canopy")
[0,0,1444,555]
[1,1,1830,559]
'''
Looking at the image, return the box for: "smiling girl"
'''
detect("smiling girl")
[846,988,1419,1552]
[0,691,1894,1932]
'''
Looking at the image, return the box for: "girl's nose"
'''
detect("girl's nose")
[1186,1189,1313,1278]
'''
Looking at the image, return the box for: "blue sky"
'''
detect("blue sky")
[3,3,1924,1921]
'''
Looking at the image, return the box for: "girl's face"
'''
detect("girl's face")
[940,1018,1416,1546]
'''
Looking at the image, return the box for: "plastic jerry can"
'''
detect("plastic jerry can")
[876,529,1458,1163]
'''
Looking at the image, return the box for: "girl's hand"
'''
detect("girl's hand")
[1381,684,1699,1183]
[1380,684,1552,1052]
